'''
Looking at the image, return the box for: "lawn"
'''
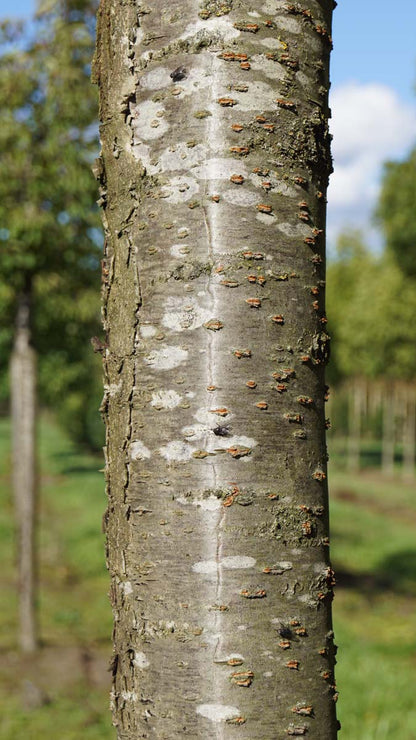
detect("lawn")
[0,414,113,740]
[0,415,415,738]
[330,469,416,739]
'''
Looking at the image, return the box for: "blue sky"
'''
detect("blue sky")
[3,0,416,250]
[7,0,416,97]
[332,0,416,103]
[328,1,416,249]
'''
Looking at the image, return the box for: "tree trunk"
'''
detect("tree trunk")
[402,386,415,481]
[347,378,363,472]
[94,1,338,737]
[382,386,395,477]
[10,285,38,653]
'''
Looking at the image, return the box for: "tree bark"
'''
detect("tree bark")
[10,285,38,653]
[94,1,337,737]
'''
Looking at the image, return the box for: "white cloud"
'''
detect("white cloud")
[327,82,416,249]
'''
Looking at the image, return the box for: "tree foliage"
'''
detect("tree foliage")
[0,0,103,448]
[376,147,416,277]
[327,230,416,384]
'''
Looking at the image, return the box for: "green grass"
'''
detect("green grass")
[0,414,113,739]
[1,415,416,738]
[329,461,416,739]
[1,689,111,740]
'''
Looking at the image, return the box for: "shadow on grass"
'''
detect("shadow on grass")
[52,451,102,475]
[61,465,102,475]
[356,449,404,470]
[336,549,416,597]
[328,436,406,472]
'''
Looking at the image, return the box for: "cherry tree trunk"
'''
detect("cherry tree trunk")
[94,0,338,737]
[10,288,38,653]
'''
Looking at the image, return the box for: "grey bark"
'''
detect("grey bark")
[10,288,38,653]
[94,0,338,737]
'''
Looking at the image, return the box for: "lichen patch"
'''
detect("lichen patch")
[192,560,218,574]
[194,408,226,427]
[222,556,256,569]
[275,16,303,34]
[213,434,257,450]
[222,188,258,206]
[130,440,151,460]
[181,17,240,44]
[260,36,286,50]
[140,66,172,90]
[177,495,222,512]
[120,581,133,595]
[121,691,138,702]
[160,175,200,203]
[162,298,211,332]
[159,440,194,461]
[229,80,276,112]
[159,142,207,173]
[256,211,277,225]
[261,0,287,13]
[193,157,249,181]
[130,100,169,141]
[192,556,256,574]
[196,704,241,723]
[133,651,150,669]
[140,325,157,338]
[250,54,286,80]
[130,142,157,172]
[145,345,188,370]
[277,222,312,237]
[182,423,207,440]
[170,243,193,259]
[151,389,183,409]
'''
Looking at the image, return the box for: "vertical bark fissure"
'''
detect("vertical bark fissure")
[202,96,224,676]
[95,1,338,737]
[10,281,38,653]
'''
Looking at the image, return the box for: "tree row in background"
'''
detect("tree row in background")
[1,0,414,663]
[327,147,416,476]
[0,0,102,452]
[0,0,101,652]
[1,1,415,464]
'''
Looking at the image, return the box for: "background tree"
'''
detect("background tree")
[327,230,416,384]
[0,0,100,651]
[95,0,338,737]
[327,225,416,475]
[377,146,416,277]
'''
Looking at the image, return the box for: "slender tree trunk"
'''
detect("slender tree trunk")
[382,386,395,477]
[402,386,415,481]
[94,1,337,737]
[10,284,38,653]
[347,378,363,472]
